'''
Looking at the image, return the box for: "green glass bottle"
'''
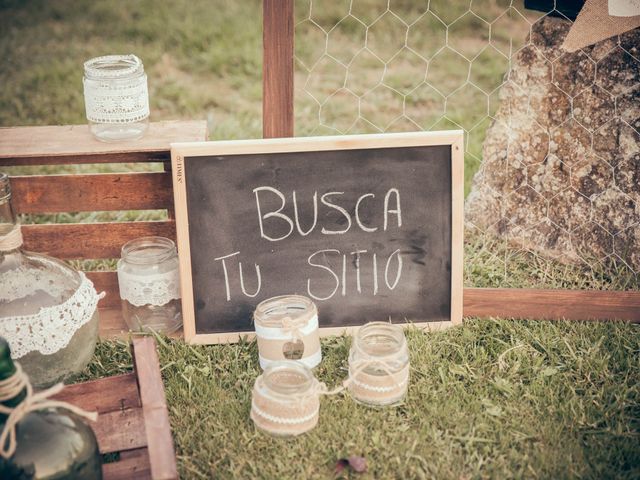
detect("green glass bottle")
[0,338,102,479]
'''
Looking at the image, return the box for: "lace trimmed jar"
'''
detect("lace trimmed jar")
[348,322,410,407]
[117,236,182,334]
[83,54,150,142]
[0,174,101,388]
[250,361,321,437]
[253,295,321,370]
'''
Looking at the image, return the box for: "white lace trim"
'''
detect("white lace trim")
[0,261,71,303]
[251,402,319,425]
[351,376,408,393]
[117,268,181,307]
[0,273,103,359]
[83,72,149,124]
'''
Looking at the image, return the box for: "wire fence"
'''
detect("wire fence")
[293,0,639,290]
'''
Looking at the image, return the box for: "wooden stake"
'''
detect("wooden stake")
[263,0,294,138]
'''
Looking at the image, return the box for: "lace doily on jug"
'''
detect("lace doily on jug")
[117,269,181,307]
[0,273,103,359]
[0,261,72,303]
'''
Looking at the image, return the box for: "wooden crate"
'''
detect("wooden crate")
[53,337,177,480]
[0,121,206,479]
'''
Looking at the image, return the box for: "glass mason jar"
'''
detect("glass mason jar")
[253,295,321,370]
[83,54,150,142]
[348,322,410,407]
[250,361,320,437]
[117,236,182,334]
[0,174,100,388]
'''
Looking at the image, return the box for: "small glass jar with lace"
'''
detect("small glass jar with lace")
[117,236,182,334]
[250,361,321,437]
[83,54,150,142]
[348,322,410,407]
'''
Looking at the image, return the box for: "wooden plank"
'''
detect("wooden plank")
[132,337,179,480]
[263,0,294,138]
[94,407,148,453]
[11,172,173,214]
[87,271,120,308]
[103,448,152,480]
[52,373,141,413]
[97,307,183,340]
[97,307,131,338]
[0,120,208,165]
[96,287,640,342]
[22,220,176,259]
[463,288,640,322]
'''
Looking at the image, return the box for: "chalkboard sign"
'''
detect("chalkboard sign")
[171,132,464,343]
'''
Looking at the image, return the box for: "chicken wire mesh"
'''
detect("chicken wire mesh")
[293,0,639,290]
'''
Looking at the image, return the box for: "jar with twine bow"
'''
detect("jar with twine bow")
[0,337,102,478]
[347,322,410,407]
[253,295,321,369]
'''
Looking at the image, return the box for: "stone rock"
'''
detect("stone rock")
[465,17,640,272]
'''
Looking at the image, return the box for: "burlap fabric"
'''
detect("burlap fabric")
[563,0,640,51]
[348,363,410,406]
[254,296,321,369]
[250,368,320,437]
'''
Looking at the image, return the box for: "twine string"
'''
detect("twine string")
[281,316,307,343]
[316,358,407,396]
[0,227,23,252]
[0,363,98,459]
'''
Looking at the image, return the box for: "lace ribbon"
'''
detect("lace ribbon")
[250,402,320,425]
[0,273,104,359]
[83,69,149,124]
[0,363,98,459]
[117,269,181,307]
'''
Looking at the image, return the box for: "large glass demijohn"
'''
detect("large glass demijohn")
[0,173,100,387]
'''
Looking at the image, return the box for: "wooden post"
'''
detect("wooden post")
[263,0,294,138]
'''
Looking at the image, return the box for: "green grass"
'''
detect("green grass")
[1,1,639,478]
[80,320,640,479]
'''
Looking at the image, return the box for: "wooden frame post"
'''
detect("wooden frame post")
[263,0,294,138]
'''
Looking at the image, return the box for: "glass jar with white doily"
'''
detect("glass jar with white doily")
[83,54,150,142]
[117,236,182,334]
[0,173,101,388]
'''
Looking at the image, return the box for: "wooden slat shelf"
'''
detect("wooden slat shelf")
[11,172,173,213]
[0,120,208,165]
[22,220,176,260]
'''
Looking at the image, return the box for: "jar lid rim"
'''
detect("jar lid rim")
[254,295,317,328]
[353,321,407,358]
[260,361,316,397]
[84,54,143,79]
[121,236,176,264]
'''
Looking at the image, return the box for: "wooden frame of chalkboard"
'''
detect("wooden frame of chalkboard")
[171,131,464,344]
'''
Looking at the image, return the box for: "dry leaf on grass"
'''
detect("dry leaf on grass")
[335,455,367,476]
